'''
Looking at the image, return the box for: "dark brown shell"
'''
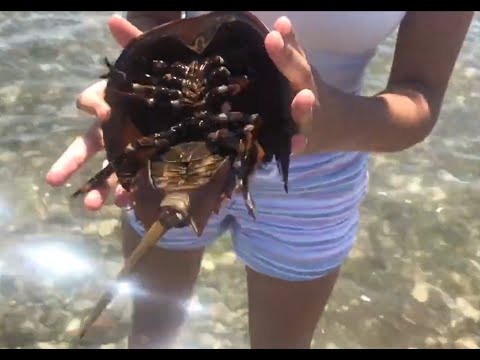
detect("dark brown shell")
[101,11,297,193]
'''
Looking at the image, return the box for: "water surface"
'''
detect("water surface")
[0,11,479,349]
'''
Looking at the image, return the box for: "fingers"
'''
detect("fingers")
[76,80,110,121]
[46,15,143,213]
[45,123,104,187]
[291,88,316,126]
[108,14,143,48]
[290,89,316,154]
[83,160,118,211]
[273,16,305,57]
[75,15,143,121]
[84,168,133,211]
[264,16,315,93]
[114,184,132,208]
[86,170,132,210]
[264,16,320,156]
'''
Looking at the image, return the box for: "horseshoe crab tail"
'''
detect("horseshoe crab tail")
[71,193,192,347]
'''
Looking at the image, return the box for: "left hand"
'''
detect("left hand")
[264,16,319,155]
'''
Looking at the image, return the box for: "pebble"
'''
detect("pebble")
[0,151,16,163]
[21,320,36,331]
[437,337,448,346]
[83,223,99,236]
[411,282,429,303]
[31,157,47,168]
[469,259,480,274]
[22,150,42,158]
[72,299,95,313]
[221,340,233,348]
[98,219,120,238]
[65,318,81,334]
[37,342,56,349]
[454,337,478,349]
[213,322,227,334]
[455,297,480,322]
[197,333,217,348]
[407,178,422,193]
[197,287,221,303]
[0,84,21,104]
[350,299,360,306]
[217,251,236,266]
[424,337,436,347]
[201,259,215,272]
[431,187,446,201]
[348,247,365,259]
[360,295,371,302]
[464,67,479,78]
[210,303,232,320]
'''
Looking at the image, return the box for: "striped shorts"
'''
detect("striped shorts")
[125,151,369,281]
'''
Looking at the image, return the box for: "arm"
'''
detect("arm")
[309,11,474,153]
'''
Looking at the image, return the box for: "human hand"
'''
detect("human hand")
[45,15,143,211]
[264,16,320,155]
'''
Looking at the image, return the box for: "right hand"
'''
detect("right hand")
[45,15,144,211]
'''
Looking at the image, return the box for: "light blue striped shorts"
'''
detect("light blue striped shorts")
[125,151,369,281]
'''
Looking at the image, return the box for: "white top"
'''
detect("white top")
[252,11,406,93]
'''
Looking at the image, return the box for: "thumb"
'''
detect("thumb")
[108,14,143,48]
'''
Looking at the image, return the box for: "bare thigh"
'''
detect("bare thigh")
[121,216,204,349]
[246,265,340,349]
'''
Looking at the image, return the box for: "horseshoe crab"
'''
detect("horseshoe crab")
[70,11,297,343]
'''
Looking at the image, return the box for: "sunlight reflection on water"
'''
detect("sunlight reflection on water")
[24,243,94,278]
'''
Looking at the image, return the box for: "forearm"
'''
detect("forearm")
[311,11,473,155]
[310,81,439,153]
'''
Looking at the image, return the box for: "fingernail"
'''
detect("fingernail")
[112,13,124,19]
[297,106,313,126]
[48,162,61,174]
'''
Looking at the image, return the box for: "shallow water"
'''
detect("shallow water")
[0,11,479,349]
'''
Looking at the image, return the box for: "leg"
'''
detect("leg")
[229,154,364,348]
[71,162,115,198]
[238,126,262,220]
[206,125,261,220]
[121,216,204,349]
[246,266,340,349]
